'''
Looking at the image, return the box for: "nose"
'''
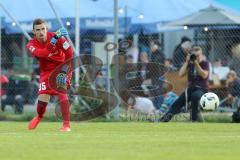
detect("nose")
[40,29,45,35]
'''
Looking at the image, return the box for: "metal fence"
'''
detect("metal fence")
[1,1,240,121]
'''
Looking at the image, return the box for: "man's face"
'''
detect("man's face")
[194,50,203,62]
[150,42,157,52]
[164,60,171,67]
[227,75,234,83]
[33,23,48,42]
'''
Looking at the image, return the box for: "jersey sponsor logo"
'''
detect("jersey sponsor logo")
[29,46,36,53]
[63,41,70,50]
[48,51,59,57]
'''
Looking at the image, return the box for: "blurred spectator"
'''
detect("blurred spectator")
[126,46,139,63]
[2,41,22,70]
[0,74,9,96]
[127,54,134,64]
[159,91,178,113]
[148,40,165,109]
[139,43,149,63]
[150,40,165,64]
[211,58,230,80]
[138,32,149,60]
[164,58,177,71]
[27,71,39,104]
[226,70,240,108]
[1,47,10,69]
[1,70,29,114]
[138,43,150,79]
[228,43,240,76]
[172,36,192,69]
[126,36,139,64]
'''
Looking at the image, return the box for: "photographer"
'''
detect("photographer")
[159,46,209,122]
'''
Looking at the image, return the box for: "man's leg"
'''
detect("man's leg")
[151,78,164,109]
[159,91,187,122]
[152,96,164,109]
[28,94,50,130]
[58,93,71,132]
[190,89,204,121]
[1,95,14,112]
[14,95,24,114]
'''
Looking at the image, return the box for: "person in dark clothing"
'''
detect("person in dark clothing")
[149,41,165,109]
[226,70,240,108]
[150,41,165,65]
[226,70,240,122]
[159,46,209,122]
[172,36,192,70]
[1,71,29,114]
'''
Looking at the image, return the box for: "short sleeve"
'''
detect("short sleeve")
[201,61,209,71]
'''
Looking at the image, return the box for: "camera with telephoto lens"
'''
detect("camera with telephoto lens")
[188,53,196,80]
[189,53,197,62]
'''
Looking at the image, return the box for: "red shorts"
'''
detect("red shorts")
[38,71,72,95]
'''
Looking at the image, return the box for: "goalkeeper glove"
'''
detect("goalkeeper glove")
[55,27,68,39]
[50,27,68,45]
[56,72,67,89]
[56,65,68,89]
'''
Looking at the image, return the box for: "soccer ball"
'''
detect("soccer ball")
[200,92,219,111]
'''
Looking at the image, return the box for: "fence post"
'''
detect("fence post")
[113,0,120,120]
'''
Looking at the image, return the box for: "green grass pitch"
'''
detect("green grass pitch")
[0,122,240,160]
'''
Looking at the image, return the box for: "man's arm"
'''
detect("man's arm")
[56,36,74,73]
[179,54,190,77]
[140,52,148,63]
[55,37,74,89]
[58,36,74,60]
[194,61,209,79]
[26,41,56,58]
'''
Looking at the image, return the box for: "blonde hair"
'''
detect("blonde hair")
[192,46,203,53]
[227,70,237,78]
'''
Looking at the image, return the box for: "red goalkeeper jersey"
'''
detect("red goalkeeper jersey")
[26,32,73,95]
[26,32,73,72]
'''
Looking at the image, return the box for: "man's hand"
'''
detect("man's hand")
[186,54,191,63]
[193,59,199,66]
[55,27,68,39]
[227,94,234,104]
[56,71,67,89]
[50,28,68,45]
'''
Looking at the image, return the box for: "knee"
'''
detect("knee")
[191,92,203,101]
[38,94,50,103]
[15,95,23,101]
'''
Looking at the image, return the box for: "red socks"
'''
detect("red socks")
[36,94,70,126]
[37,101,48,118]
[58,94,70,126]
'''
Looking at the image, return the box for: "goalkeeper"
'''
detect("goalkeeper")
[26,18,73,132]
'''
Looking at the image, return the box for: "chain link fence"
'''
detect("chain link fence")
[1,2,240,121]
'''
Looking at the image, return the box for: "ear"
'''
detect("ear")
[32,29,35,35]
